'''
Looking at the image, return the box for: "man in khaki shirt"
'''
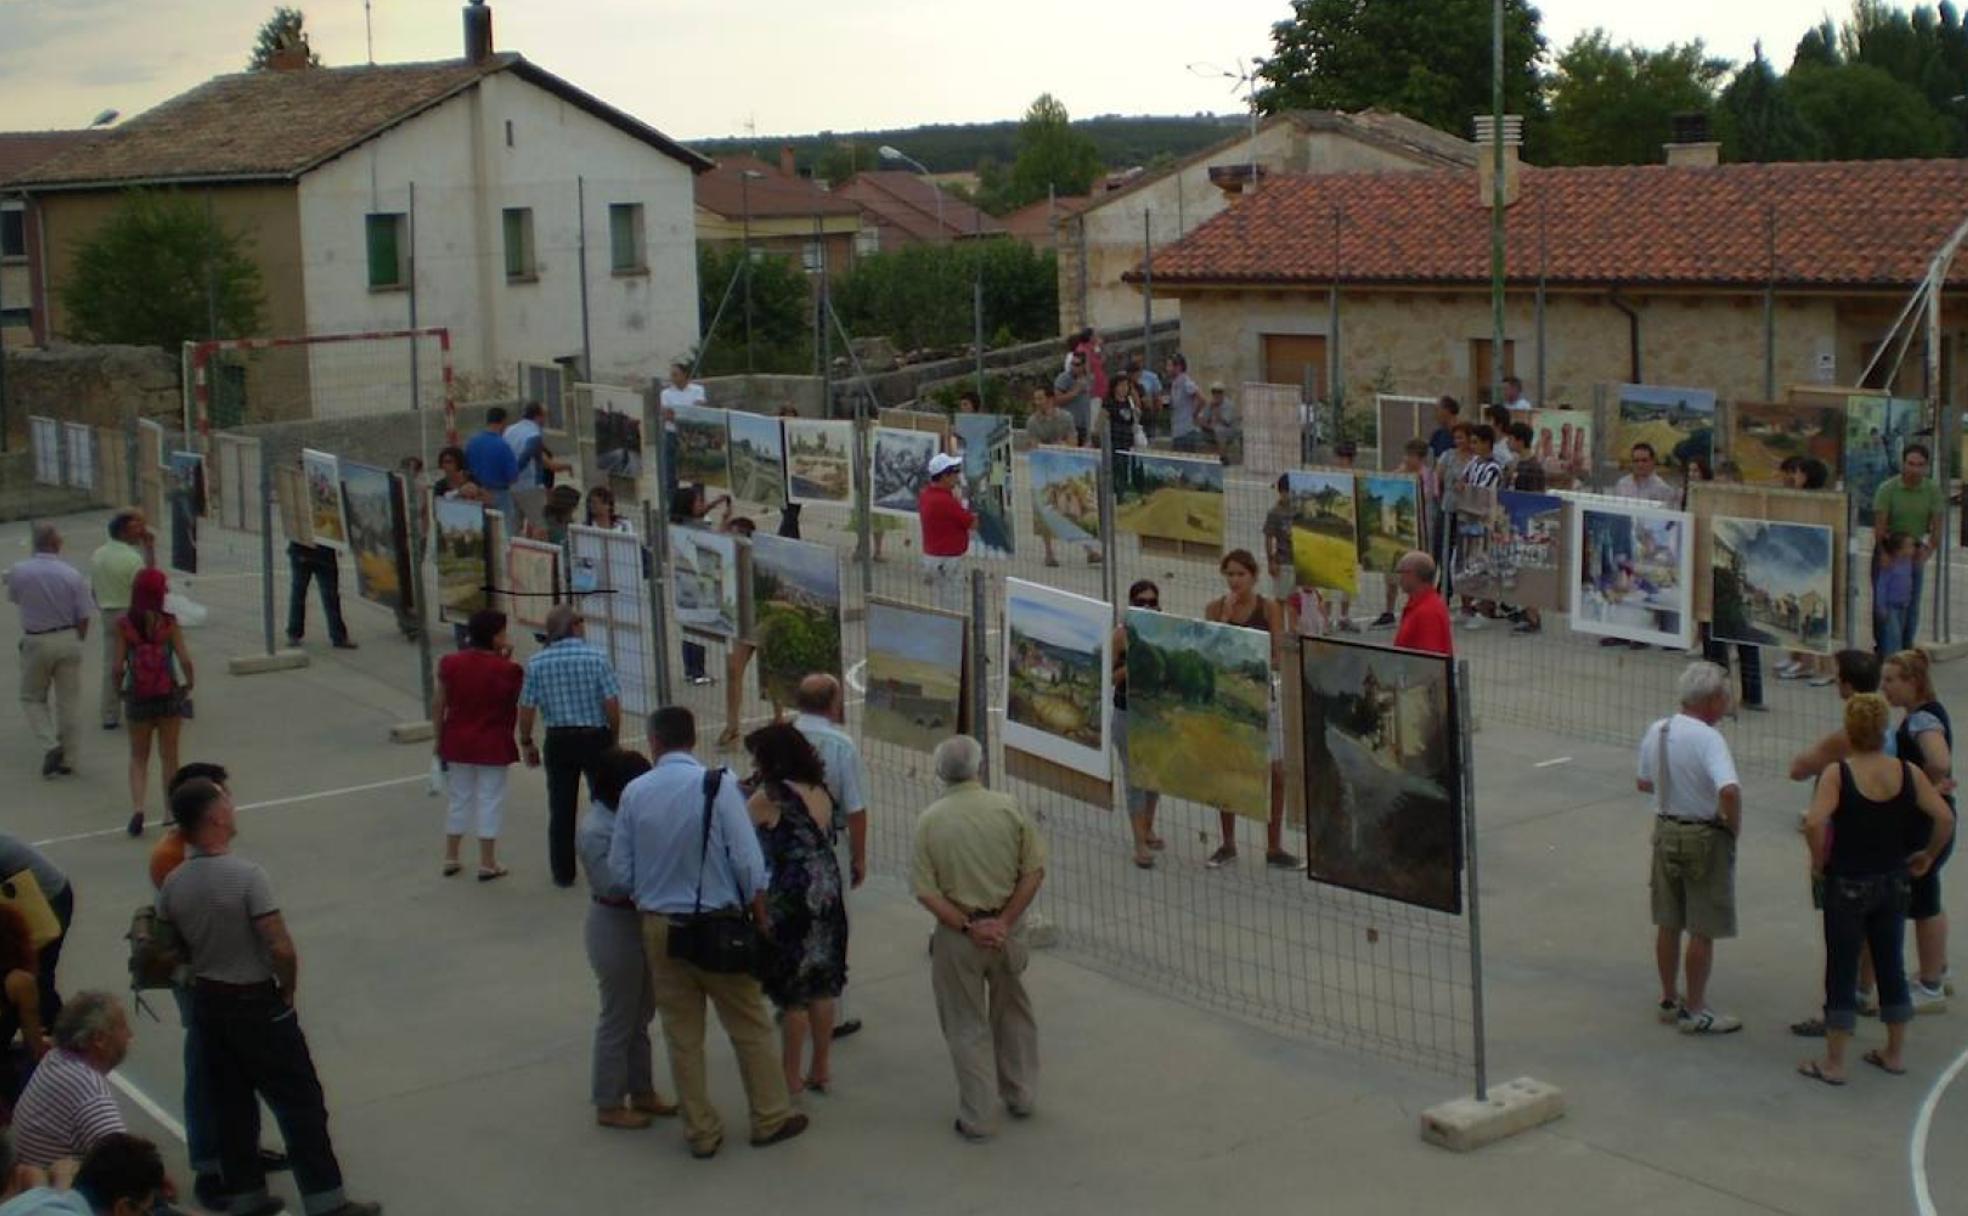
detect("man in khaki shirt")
[911,735,1046,1141]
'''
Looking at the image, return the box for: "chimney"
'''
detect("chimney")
[463,0,494,64]
[1206,163,1266,203]
[266,40,312,72]
[1471,114,1522,208]
[780,144,798,178]
[1664,111,1719,168]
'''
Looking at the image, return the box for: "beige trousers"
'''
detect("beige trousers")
[930,923,1038,1133]
[20,632,82,757]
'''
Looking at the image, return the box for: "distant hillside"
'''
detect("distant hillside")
[691,113,1244,176]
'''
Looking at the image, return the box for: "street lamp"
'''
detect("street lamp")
[740,168,764,374]
[879,144,944,240]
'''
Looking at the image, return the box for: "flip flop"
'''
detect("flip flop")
[1133,854,1156,870]
[1862,1049,1906,1076]
[1797,1060,1846,1086]
[442,861,462,878]
[477,865,510,883]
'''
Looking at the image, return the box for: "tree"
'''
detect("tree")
[1786,61,1955,159]
[1716,44,1818,162]
[813,141,863,188]
[62,191,266,351]
[1255,0,1549,156]
[694,243,813,376]
[833,240,1057,352]
[248,6,319,69]
[1547,31,1729,165]
[974,95,1105,214]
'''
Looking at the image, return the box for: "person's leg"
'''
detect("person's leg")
[51,640,80,766]
[1683,934,1715,1013]
[1916,913,1949,989]
[807,997,836,1087]
[1737,644,1762,708]
[243,1000,350,1212]
[643,916,720,1151]
[128,718,154,819]
[931,923,998,1134]
[701,968,797,1140]
[19,636,58,756]
[542,734,580,887]
[1215,810,1237,857]
[723,643,755,743]
[586,908,638,1111]
[196,996,271,1209]
[1816,884,1866,1076]
[988,937,1039,1115]
[477,762,509,871]
[1870,880,1914,1064]
[99,626,121,728]
[780,1007,809,1096]
[1911,836,1953,990]
[1266,762,1291,857]
[317,554,350,645]
[443,762,473,868]
[174,986,219,1180]
[626,932,665,1110]
[1655,926,1682,1007]
[286,550,312,641]
[1907,562,1926,644]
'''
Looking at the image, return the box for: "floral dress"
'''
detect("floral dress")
[754,779,849,1009]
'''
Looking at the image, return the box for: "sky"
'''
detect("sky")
[2,0,1835,141]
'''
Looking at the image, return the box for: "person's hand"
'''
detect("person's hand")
[1910,851,1936,878]
[851,857,866,889]
[522,742,541,769]
[46,1158,76,1189]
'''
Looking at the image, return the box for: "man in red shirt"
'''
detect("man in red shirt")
[1392,550,1454,656]
[918,453,976,611]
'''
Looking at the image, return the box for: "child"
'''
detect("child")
[1874,532,1917,656]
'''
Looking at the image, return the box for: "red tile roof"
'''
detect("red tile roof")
[1137,159,1968,290]
[1001,195,1091,243]
[696,155,860,219]
[837,171,1003,241]
[0,131,92,187]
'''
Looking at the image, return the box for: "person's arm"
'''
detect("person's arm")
[1802,762,1842,871]
[717,777,769,913]
[917,890,973,934]
[607,795,637,895]
[1907,766,1957,875]
[1872,484,1891,547]
[4,970,48,1057]
[251,911,300,1005]
[745,788,776,829]
[1925,495,1943,561]
[1914,726,1954,796]
[1716,783,1743,837]
[517,705,540,768]
[840,747,870,888]
[1635,724,1656,795]
[847,808,868,889]
[604,696,622,742]
[1789,729,1852,782]
[169,620,193,690]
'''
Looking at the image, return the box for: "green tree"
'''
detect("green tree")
[248,6,319,69]
[1786,61,1955,158]
[833,240,1057,351]
[61,190,266,351]
[1716,44,1818,161]
[694,243,814,376]
[1255,0,1549,156]
[1547,31,1729,165]
[999,94,1104,212]
[813,140,864,187]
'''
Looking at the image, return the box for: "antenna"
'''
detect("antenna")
[364,0,374,64]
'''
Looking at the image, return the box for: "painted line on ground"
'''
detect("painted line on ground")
[30,774,427,849]
[1533,756,1573,769]
[1912,1038,1968,1216]
[109,1070,188,1145]
[845,658,867,695]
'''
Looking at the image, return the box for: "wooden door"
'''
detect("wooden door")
[1262,334,1328,400]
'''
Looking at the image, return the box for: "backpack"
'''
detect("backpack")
[123,617,175,700]
[126,904,185,1017]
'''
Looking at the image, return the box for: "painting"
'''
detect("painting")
[1115,451,1225,549]
[784,418,855,506]
[1845,394,1922,526]
[1573,502,1694,648]
[1731,401,1843,485]
[213,433,261,533]
[592,388,644,479]
[952,413,1015,558]
[167,452,202,575]
[274,464,312,545]
[433,495,490,623]
[1711,516,1835,655]
[1448,485,1500,601]
[864,598,968,752]
[727,411,786,508]
[1286,469,1358,595]
[1355,473,1421,574]
[671,526,742,639]
[1299,637,1461,914]
[1003,579,1111,780]
[748,533,842,706]
[871,426,939,516]
[1525,409,1594,482]
[339,461,411,612]
[1375,395,1435,472]
[29,416,60,486]
[505,537,561,629]
[1483,491,1568,611]
[1615,384,1717,470]
[1124,608,1272,820]
[670,403,731,491]
[1029,446,1100,550]
[300,448,348,551]
[61,422,94,492]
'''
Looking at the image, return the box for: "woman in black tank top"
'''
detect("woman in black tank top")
[1202,550,1299,872]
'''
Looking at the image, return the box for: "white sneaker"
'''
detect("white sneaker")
[1678,1007,1743,1035]
[1912,981,1949,1013]
[1462,613,1484,631]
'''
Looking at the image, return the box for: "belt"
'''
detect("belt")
[962,906,1005,923]
[193,977,279,996]
[593,895,635,910]
[1657,815,1719,827]
[24,626,76,636]
[547,724,610,733]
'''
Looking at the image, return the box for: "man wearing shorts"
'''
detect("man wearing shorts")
[1636,662,1743,1035]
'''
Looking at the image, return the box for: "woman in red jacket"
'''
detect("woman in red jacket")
[432,609,524,880]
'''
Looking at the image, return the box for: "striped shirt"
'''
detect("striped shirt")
[157,851,279,985]
[519,638,620,728]
[1461,456,1503,491]
[9,1049,124,1167]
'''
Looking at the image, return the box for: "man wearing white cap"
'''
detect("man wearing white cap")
[918,452,976,612]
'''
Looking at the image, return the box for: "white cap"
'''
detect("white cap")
[927,453,964,478]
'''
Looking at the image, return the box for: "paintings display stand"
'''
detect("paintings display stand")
[569,523,655,717]
[1686,482,1848,640]
[877,408,951,438]
[1238,382,1303,477]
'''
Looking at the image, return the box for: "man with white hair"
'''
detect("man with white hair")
[5,522,94,777]
[7,992,133,1169]
[1636,662,1744,1035]
[912,736,1046,1140]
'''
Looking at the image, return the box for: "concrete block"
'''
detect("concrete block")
[226,649,310,675]
[389,721,435,744]
[1926,639,1968,664]
[1419,1076,1565,1152]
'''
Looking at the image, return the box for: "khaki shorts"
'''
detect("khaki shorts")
[1650,819,1737,939]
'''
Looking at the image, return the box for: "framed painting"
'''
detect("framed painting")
[1124,607,1272,820]
[952,413,1015,559]
[1710,516,1835,655]
[505,537,562,629]
[274,464,313,545]
[1730,401,1843,485]
[1487,490,1567,612]
[671,525,742,640]
[300,448,349,551]
[1285,469,1358,595]
[871,426,939,517]
[61,422,94,492]
[1002,579,1111,781]
[433,495,490,623]
[1374,395,1434,473]
[1572,501,1694,649]
[864,598,969,753]
[1614,384,1717,471]
[726,411,786,509]
[1844,394,1922,526]
[590,386,645,480]
[783,419,855,507]
[1354,473,1421,575]
[29,416,60,486]
[339,461,411,612]
[1029,446,1100,552]
[670,402,731,491]
[748,534,843,706]
[1115,451,1225,550]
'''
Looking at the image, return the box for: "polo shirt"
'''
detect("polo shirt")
[4,554,93,634]
[519,637,620,728]
[1394,585,1454,656]
[89,538,145,611]
[1637,713,1740,821]
[1053,370,1093,434]
[504,417,547,487]
[609,752,765,914]
[157,851,279,985]
[1873,476,1944,539]
[912,780,1046,913]
[465,428,518,492]
[9,1048,124,1167]
[918,483,975,558]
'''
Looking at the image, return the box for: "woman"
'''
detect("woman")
[742,723,848,1097]
[432,446,484,502]
[585,485,635,534]
[1113,580,1165,869]
[115,567,191,837]
[576,747,677,1129]
[1203,550,1299,871]
[0,904,50,1099]
[1799,693,1954,1084]
[432,609,523,880]
[1883,649,1957,1006]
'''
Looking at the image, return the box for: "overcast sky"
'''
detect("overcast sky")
[2,0,1833,141]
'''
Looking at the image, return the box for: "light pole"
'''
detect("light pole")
[878,145,944,239]
[740,168,764,374]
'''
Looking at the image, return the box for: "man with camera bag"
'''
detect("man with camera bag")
[609,707,808,1159]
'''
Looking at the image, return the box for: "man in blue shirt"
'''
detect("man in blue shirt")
[609,706,808,1159]
[792,674,869,1036]
[519,605,621,886]
[464,407,519,520]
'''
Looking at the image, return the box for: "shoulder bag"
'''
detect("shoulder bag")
[666,768,765,975]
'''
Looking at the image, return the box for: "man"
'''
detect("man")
[8,995,134,1171]
[918,453,976,614]
[1052,350,1094,445]
[659,362,708,506]
[520,605,623,887]
[792,675,869,1037]
[87,511,148,732]
[1392,551,1453,657]
[912,736,1045,1141]
[504,402,571,531]
[5,524,93,777]
[284,538,355,651]
[1426,395,1460,461]
[1613,443,1681,508]
[1166,355,1206,453]
[1201,383,1239,459]
[0,1133,168,1216]
[1872,442,1943,646]
[609,707,807,1159]
[1636,662,1743,1035]
[156,779,380,1216]
[1500,375,1533,412]
[0,834,71,1033]
[1126,354,1162,434]
[1788,649,1882,782]
[464,406,519,519]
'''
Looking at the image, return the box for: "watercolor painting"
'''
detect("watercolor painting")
[1711,516,1835,654]
[1573,502,1693,648]
[1124,608,1272,820]
[864,598,968,752]
[1003,579,1111,780]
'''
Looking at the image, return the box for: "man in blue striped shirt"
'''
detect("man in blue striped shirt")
[520,605,621,886]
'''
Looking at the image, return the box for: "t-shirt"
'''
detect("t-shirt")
[465,429,518,492]
[1169,373,1204,439]
[157,852,279,985]
[1263,502,1295,565]
[504,417,547,487]
[1613,472,1681,509]
[659,382,708,417]
[1873,476,1944,540]
[9,1048,124,1167]
[1052,370,1093,434]
[1636,713,1740,821]
[1027,409,1075,446]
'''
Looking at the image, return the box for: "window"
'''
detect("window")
[802,238,825,276]
[1469,339,1517,407]
[0,205,23,260]
[608,203,645,273]
[855,226,881,256]
[365,213,407,289]
[503,207,535,281]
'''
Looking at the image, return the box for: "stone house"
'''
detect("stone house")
[0,131,89,345]
[695,151,864,276]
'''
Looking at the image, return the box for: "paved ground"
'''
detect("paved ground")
[5,508,1967,1216]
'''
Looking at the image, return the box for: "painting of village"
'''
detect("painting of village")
[670,526,742,639]
[864,598,968,753]
[1485,491,1567,611]
[1710,516,1835,654]
[1115,452,1224,549]
[670,403,731,490]
[1287,469,1359,594]
[1355,473,1421,574]
[1030,446,1100,550]
[1615,384,1717,470]
[748,534,842,706]
[1300,637,1461,914]
[727,411,786,508]
[952,414,1016,558]
[1730,401,1843,484]
[1124,608,1272,820]
[784,419,854,506]
[1573,503,1693,648]
[1002,579,1110,780]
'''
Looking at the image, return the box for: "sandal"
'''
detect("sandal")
[477,865,510,882]
[804,1075,830,1094]
[1862,1049,1906,1076]
[1796,1060,1846,1086]
[442,861,462,878]
[1133,853,1156,870]
[1145,835,1166,851]
[1788,1017,1826,1038]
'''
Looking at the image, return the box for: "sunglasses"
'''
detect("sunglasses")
[1131,598,1159,609]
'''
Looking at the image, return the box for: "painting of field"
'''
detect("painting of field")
[301,448,348,551]
[1115,452,1224,548]
[726,411,786,508]
[1003,579,1110,780]
[1030,446,1100,547]
[1573,502,1693,648]
[1300,637,1461,914]
[865,598,967,753]
[784,419,854,506]
[671,526,741,639]
[749,534,842,706]
[433,496,490,623]
[953,414,1015,558]
[1124,608,1271,820]
[1615,384,1717,470]
[339,460,410,612]
[1355,473,1421,574]
[1845,394,1922,526]
[871,427,938,516]
[1711,516,1835,654]
[1731,401,1843,484]
[1286,469,1358,595]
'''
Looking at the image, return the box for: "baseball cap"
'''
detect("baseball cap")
[927,453,964,478]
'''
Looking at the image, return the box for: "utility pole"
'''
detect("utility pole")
[740,169,763,374]
[1488,0,1506,410]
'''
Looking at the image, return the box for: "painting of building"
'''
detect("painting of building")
[1286,469,1357,594]
[1711,516,1835,654]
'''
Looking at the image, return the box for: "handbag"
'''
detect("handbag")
[666,768,765,976]
[0,869,62,949]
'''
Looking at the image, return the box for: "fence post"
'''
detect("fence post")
[258,445,276,657]
[644,499,674,706]
[1098,416,1118,617]
[970,567,991,785]
[405,475,435,715]
[1455,658,1487,1101]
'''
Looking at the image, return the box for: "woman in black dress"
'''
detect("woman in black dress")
[742,723,848,1097]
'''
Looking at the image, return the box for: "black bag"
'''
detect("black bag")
[666,768,764,976]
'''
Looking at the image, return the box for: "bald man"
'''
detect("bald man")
[1392,550,1453,656]
[793,673,869,1037]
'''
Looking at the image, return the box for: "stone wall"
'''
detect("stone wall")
[698,374,825,417]
[3,344,181,445]
[834,320,1179,414]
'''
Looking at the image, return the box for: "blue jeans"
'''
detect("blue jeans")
[173,985,219,1173]
[1875,603,1913,657]
[1822,871,1914,1031]
[1908,562,1926,644]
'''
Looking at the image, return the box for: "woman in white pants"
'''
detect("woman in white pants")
[432,609,524,880]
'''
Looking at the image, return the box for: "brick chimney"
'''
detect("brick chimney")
[1472,115,1522,208]
[463,0,494,64]
[1664,112,1719,168]
[266,38,312,71]
[780,144,798,178]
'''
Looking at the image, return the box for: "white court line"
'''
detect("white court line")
[31,774,426,849]
[845,659,867,694]
[109,1070,188,1145]
[1533,756,1573,769]
[1912,1040,1968,1216]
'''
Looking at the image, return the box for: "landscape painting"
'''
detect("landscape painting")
[871,426,939,516]
[671,402,731,491]
[1448,485,1501,601]
[864,598,968,753]
[1845,394,1922,525]
[1115,451,1225,549]
[952,413,1015,558]
[1355,473,1421,574]
[1029,446,1100,550]
[1286,469,1359,595]
[592,390,644,479]
[300,448,347,551]
[1525,409,1594,481]
[671,526,742,639]
[339,460,410,612]
[433,495,490,623]
[726,411,786,508]
[1487,491,1567,611]
[1124,608,1272,820]
[784,419,854,506]
[505,537,561,629]
[1003,578,1111,780]
[1616,384,1717,470]
[1573,502,1694,648]
[1731,401,1843,484]
[1300,637,1461,915]
[1711,516,1836,654]
[748,534,843,706]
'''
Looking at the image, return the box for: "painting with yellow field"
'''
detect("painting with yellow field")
[1729,401,1842,484]
[1125,608,1271,820]
[433,496,490,623]
[1002,579,1111,780]
[338,459,411,612]
[1286,469,1359,595]
[1115,451,1225,549]
[864,598,968,753]
[1614,384,1716,471]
